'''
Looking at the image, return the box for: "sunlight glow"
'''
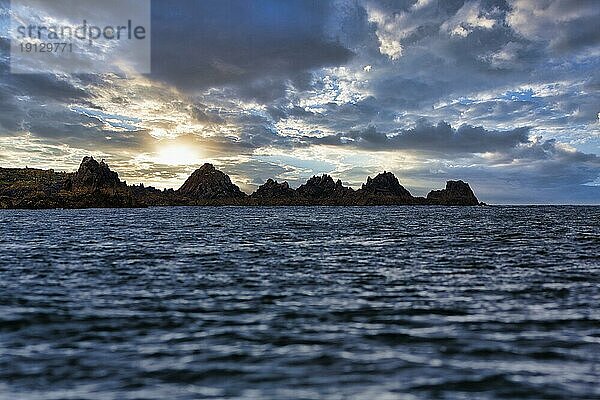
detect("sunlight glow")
[156,145,202,166]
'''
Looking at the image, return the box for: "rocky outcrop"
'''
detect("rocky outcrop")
[0,157,484,209]
[350,172,420,205]
[251,179,296,200]
[426,180,480,206]
[178,163,246,200]
[358,172,413,199]
[0,159,136,209]
[0,167,71,196]
[72,156,123,191]
[296,175,353,199]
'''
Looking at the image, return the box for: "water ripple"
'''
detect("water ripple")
[0,206,599,399]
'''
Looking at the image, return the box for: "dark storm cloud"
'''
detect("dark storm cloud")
[0,70,145,153]
[314,121,530,155]
[0,72,93,134]
[0,49,149,153]
[235,78,289,104]
[373,77,451,111]
[550,15,600,53]
[0,30,98,134]
[150,0,353,96]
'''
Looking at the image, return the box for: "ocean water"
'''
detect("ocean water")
[0,206,599,400]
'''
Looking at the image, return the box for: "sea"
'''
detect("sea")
[0,206,599,400]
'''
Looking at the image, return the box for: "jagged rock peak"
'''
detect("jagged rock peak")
[178,163,246,199]
[360,171,413,199]
[252,179,295,199]
[197,163,217,172]
[72,156,123,190]
[297,174,352,198]
[426,180,479,206]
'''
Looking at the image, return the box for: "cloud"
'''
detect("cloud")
[150,0,353,96]
[364,0,435,60]
[430,138,600,204]
[440,1,497,37]
[313,121,531,154]
[507,0,600,53]
[190,105,225,125]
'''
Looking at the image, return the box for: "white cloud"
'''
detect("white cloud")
[364,0,443,60]
[366,7,404,60]
[481,41,524,69]
[297,67,371,110]
[440,1,496,37]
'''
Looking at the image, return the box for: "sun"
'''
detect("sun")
[156,145,202,166]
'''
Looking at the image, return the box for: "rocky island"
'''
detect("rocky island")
[0,157,482,209]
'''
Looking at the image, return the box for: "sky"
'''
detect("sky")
[0,0,599,204]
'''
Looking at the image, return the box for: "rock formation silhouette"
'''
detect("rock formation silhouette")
[251,179,296,200]
[296,175,353,200]
[0,157,483,209]
[179,163,246,200]
[71,156,124,191]
[426,180,480,206]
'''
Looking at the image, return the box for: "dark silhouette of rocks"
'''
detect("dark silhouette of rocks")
[427,180,480,206]
[251,179,296,200]
[297,175,353,199]
[0,167,71,209]
[0,157,136,209]
[0,156,482,209]
[351,172,427,205]
[178,163,246,200]
[71,156,124,190]
[359,172,413,199]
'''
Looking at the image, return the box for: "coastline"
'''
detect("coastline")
[0,156,483,210]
